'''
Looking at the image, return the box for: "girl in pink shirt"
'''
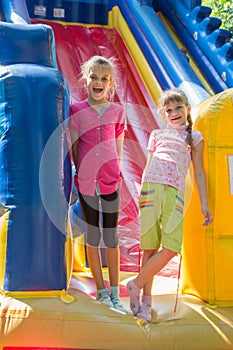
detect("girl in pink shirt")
[127,88,213,321]
[69,56,126,312]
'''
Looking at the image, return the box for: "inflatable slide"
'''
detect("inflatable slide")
[0,0,233,349]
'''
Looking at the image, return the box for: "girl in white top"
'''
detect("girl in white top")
[127,88,213,321]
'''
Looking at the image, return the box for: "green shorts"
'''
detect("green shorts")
[139,183,184,253]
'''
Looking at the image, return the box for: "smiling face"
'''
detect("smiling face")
[85,64,113,105]
[163,100,191,128]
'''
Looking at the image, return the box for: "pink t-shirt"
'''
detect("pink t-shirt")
[69,100,126,196]
[143,125,203,193]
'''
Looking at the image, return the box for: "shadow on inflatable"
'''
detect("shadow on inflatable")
[1,3,233,350]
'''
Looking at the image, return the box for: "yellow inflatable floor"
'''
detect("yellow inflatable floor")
[1,272,233,350]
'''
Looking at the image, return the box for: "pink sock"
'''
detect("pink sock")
[137,294,152,322]
[127,279,141,315]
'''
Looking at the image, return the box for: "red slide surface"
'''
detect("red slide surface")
[35,20,160,271]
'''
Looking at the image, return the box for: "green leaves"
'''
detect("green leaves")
[202,0,233,35]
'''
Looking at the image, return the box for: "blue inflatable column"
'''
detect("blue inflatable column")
[0,22,71,294]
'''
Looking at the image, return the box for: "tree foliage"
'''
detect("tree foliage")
[202,0,233,34]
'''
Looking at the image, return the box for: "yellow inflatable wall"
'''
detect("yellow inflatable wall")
[182,88,233,307]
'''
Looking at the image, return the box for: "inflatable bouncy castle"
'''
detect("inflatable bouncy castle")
[0,0,233,349]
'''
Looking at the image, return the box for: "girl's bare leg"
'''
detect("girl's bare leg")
[135,247,177,289]
[127,248,177,315]
[106,246,119,287]
[86,245,105,290]
[140,249,158,296]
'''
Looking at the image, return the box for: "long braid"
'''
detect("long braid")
[186,113,193,150]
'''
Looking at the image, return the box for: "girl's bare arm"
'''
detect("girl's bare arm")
[192,140,213,226]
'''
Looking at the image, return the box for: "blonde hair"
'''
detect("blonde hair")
[81,55,117,101]
[158,88,193,149]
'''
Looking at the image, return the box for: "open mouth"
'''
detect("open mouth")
[93,87,103,93]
